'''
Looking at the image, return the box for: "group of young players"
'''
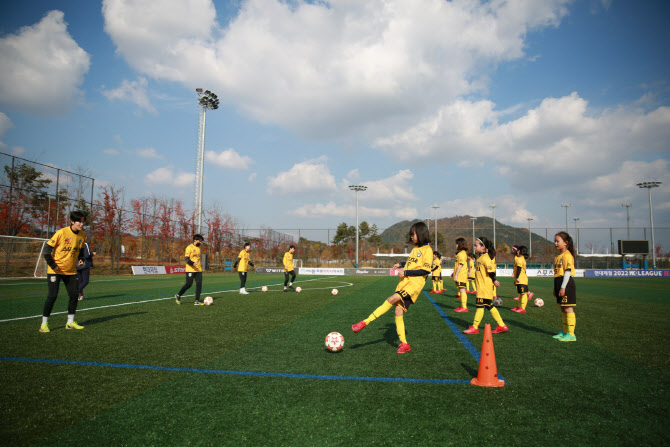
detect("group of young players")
[351,221,578,353]
[40,214,578,350]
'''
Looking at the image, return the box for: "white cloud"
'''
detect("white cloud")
[103,148,120,155]
[102,0,570,139]
[267,157,337,195]
[248,172,257,182]
[0,10,90,116]
[145,167,194,187]
[136,147,163,159]
[205,148,253,170]
[102,77,157,114]
[0,112,13,149]
[11,146,26,156]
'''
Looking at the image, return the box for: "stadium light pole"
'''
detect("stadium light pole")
[637,181,662,270]
[489,204,497,247]
[621,203,632,239]
[561,203,571,232]
[573,217,580,255]
[431,204,439,252]
[471,217,477,254]
[527,217,533,257]
[195,88,219,234]
[349,185,367,268]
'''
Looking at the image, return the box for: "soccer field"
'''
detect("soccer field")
[1,273,668,446]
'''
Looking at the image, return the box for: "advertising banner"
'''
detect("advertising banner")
[131,266,167,275]
[165,266,186,274]
[299,267,345,276]
[344,268,390,276]
[585,269,670,278]
[256,267,286,274]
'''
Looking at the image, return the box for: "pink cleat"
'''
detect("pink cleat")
[463,326,479,335]
[492,325,509,333]
[351,321,367,333]
[396,342,411,354]
[453,307,469,313]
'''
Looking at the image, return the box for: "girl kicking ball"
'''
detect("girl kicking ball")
[351,221,433,354]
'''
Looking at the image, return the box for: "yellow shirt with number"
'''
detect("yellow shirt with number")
[553,251,575,277]
[237,249,251,272]
[455,250,468,282]
[475,253,495,299]
[185,243,202,273]
[283,251,294,272]
[47,226,86,275]
[514,255,528,285]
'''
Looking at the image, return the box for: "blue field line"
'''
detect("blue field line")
[1,356,470,385]
[424,292,506,383]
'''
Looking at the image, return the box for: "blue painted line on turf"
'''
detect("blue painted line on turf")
[424,292,507,383]
[1,357,471,385]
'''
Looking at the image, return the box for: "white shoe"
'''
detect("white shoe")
[240,289,249,295]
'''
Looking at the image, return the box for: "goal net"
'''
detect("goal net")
[0,235,49,278]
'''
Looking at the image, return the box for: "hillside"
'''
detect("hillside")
[379,216,554,257]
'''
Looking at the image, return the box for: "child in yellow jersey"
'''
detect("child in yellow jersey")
[351,222,433,354]
[466,253,477,293]
[175,234,204,305]
[452,238,470,312]
[463,236,509,335]
[283,244,297,292]
[233,242,255,295]
[510,245,530,313]
[40,210,87,332]
[430,252,443,293]
[553,232,577,342]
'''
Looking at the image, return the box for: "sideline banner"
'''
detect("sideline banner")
[299,267,345,276]
[131,266,186,275]
[256,267,285,274]
[344,268,390,276]
[585,269,670,278]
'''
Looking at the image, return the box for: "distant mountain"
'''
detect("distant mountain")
[379,216,554,257]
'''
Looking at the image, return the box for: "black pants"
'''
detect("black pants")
[178,272,202,301]
[43,274,79,317]
[239,272,247,288]
[77,268,90,294]
[284,270,296,286]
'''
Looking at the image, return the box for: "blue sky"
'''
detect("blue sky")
[1,0,668,246]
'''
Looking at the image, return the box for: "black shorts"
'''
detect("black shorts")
[516,284,529,294]
[475,297,493,310]
[395,289,415,312]
[554,276,576,306]
[455,281,467,288]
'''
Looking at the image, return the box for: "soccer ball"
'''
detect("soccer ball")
[332,288,338,295]
[493,297,503,307]
[325,332,344,352]
[261,286,268,292]
[295,287,302,293]
[203,296,213,306]
[534,297,544,307]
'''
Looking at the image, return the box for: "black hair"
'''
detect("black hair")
[516,245,529,259]
[193,234,204,241]
[455,237,468,252]
[555,232,576,258]
[244,242,251,248]
[477,236,496,259]
[467,252,475,258]
[434,251,441,258]
[409,221,431,246]
[289,244,295,250]
[70,210,86,223]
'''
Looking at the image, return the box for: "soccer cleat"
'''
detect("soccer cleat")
[396,342,411,354]
[510,306,519,312]
[65,321,84,330]
[351,321,367,333]
[175,295,181,305]
[453,307,469,313]
[39,323,50,333]
[513,296,519,300]
[515,308,526,314]
[553,331,566,339]
[194,300,203,306]
[558,333,576,342]
[78,294,85,301]
[528,292,535,301]
[240,289,249,295]
[440,289,447,292]
[463,325,479,335]
[429,290,437,293]
[492,325,509,333]
[454,294,460,298]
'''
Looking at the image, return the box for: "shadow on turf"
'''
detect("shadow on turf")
[348,324,399,349]
[79,312,147,326]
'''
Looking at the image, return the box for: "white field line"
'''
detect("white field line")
[0,276,353,324]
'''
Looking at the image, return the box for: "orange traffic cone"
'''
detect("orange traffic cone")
[471,323,505,387]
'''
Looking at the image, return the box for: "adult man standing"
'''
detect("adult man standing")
[175,234,205,305]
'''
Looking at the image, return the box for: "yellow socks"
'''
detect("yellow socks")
[365,301,393,324]
[460,290,468,308]
[490,307,505,327]
[473,308,485,328]
[566,312,576,335]
[520,293,528,310]
[395,315,407,343]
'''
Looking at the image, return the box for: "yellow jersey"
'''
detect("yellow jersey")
[47,226,86,275]
[475,253,495,299]
[553,251,575,277]
[184,243,202,273]
[283,251,294,272]
[237,249,251,272]
[396,244,433,303]
[513,255,527,285]
[467,258,475,279]
[455,250,468,282]
[432,257,442,276]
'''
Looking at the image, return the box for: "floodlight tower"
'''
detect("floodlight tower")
[194,88,219,234]
[573,217,580,254]
[471,217,477,254]
[349,185,367,268]
[561,203,571,232]
[637,181,662,269]
[431,204,440,252]
[527,217,533,257]
[621,203,632,239]
[489,204,497,247]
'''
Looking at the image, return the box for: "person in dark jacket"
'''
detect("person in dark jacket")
[76,242,96,301]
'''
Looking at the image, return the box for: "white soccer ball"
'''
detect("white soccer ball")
[203,296,213,306]
[325,332,344,352]
[332,288,338,295]
[493,297,503,307]
[261,286,268,292]
[534,297,544,307]
[295,287,302,293]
